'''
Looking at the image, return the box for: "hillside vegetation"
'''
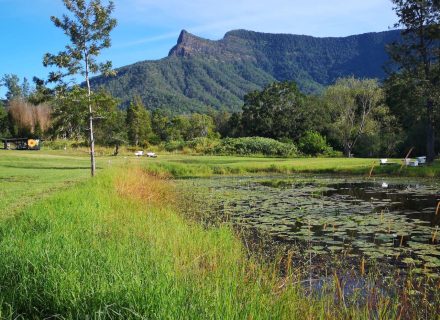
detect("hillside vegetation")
[91,29,401,112]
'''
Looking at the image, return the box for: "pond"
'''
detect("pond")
[183,175,440,278]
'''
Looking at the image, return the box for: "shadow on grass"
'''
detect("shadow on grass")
[1,165,94,170]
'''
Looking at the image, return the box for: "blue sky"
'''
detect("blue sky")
[0,0,397,98]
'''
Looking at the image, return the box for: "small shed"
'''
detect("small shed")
[1,138,42,150]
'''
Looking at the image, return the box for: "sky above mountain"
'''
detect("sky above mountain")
[0,0,397,98]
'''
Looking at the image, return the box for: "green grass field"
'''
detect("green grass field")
[1,150,438,218]
[0,150,437,318]
[146,154,440,178]
[0,151,92,219]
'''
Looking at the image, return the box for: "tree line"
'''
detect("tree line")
[0,73,433,159]
[0,0,439,163]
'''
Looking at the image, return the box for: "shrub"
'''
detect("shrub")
[186,137,220,154]
[298,131,334,156]
[163,140,185,152]
[212,137,298,157]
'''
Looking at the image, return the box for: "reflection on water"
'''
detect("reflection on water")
[184,175,440,274]
[323,181,440,224]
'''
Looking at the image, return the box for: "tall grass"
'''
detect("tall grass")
[0,167,398,319]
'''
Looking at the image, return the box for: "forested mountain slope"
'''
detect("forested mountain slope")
[91,29,401,113]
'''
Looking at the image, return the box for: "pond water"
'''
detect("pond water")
[184,175,440,277]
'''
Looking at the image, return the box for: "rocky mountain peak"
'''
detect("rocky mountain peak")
[169,30,215,57]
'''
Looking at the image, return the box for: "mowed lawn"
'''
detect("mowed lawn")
[0,151,92,218]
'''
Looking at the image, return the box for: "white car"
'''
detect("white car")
[134,151,144,157]
[146,152,157,158]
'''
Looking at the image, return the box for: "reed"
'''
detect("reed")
[368,161,376,178]
[432,226,439,243]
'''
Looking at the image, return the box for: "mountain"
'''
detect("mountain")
[91,29,401,113]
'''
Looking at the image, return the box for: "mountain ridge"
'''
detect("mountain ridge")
[91,29,401,113]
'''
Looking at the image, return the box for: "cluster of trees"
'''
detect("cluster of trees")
[0,77,219,152]
[0,70,437,159]
[216,79,402,157]
[0,75,51,138]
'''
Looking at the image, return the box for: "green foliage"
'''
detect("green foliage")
[223,112,243,138]
[354,105,403,157]
[151,109,171,141]
[50,87,89,140]
[325,78,385,157]
[50,87,124,144]
[186,113,218,140]
[298,131,333,156]
[186,137,220,153]
[388,0,440,161]
[126,96,153,146]
[91,30,401,112]
[212,137,298,157]
[43,0,117,84]
[1,74,23,101]
[0,102,10,137]
[241,82,308,140]
[163,140,186,152]
[93,91,126,147]
[150,111,219,143]
[27,77,53,105]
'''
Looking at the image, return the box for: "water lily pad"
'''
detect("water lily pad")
[402,258,421,265]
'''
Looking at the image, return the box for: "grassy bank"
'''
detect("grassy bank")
[0,163,400,319]
[144,155,440,178]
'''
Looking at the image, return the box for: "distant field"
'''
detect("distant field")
[1,150,439,219]
[145,154,440,178]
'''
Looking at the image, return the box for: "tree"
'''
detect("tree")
[168,115,190,141]
[21,78,31,99]
[385,74,428,153]
[151,109,171,141]
[44,0,117,176]
[92,91,126,154]
[325,78,384,157]
[388,0,440,162]
[28,77,54,105]
[126,96,153,146]
[224,112,243,138]
[50,86,89,140]
[0,101,10,137]
[187,113,217,140]
[7,100,51,138]
[1,74,23,101]
[241,82,308,140]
